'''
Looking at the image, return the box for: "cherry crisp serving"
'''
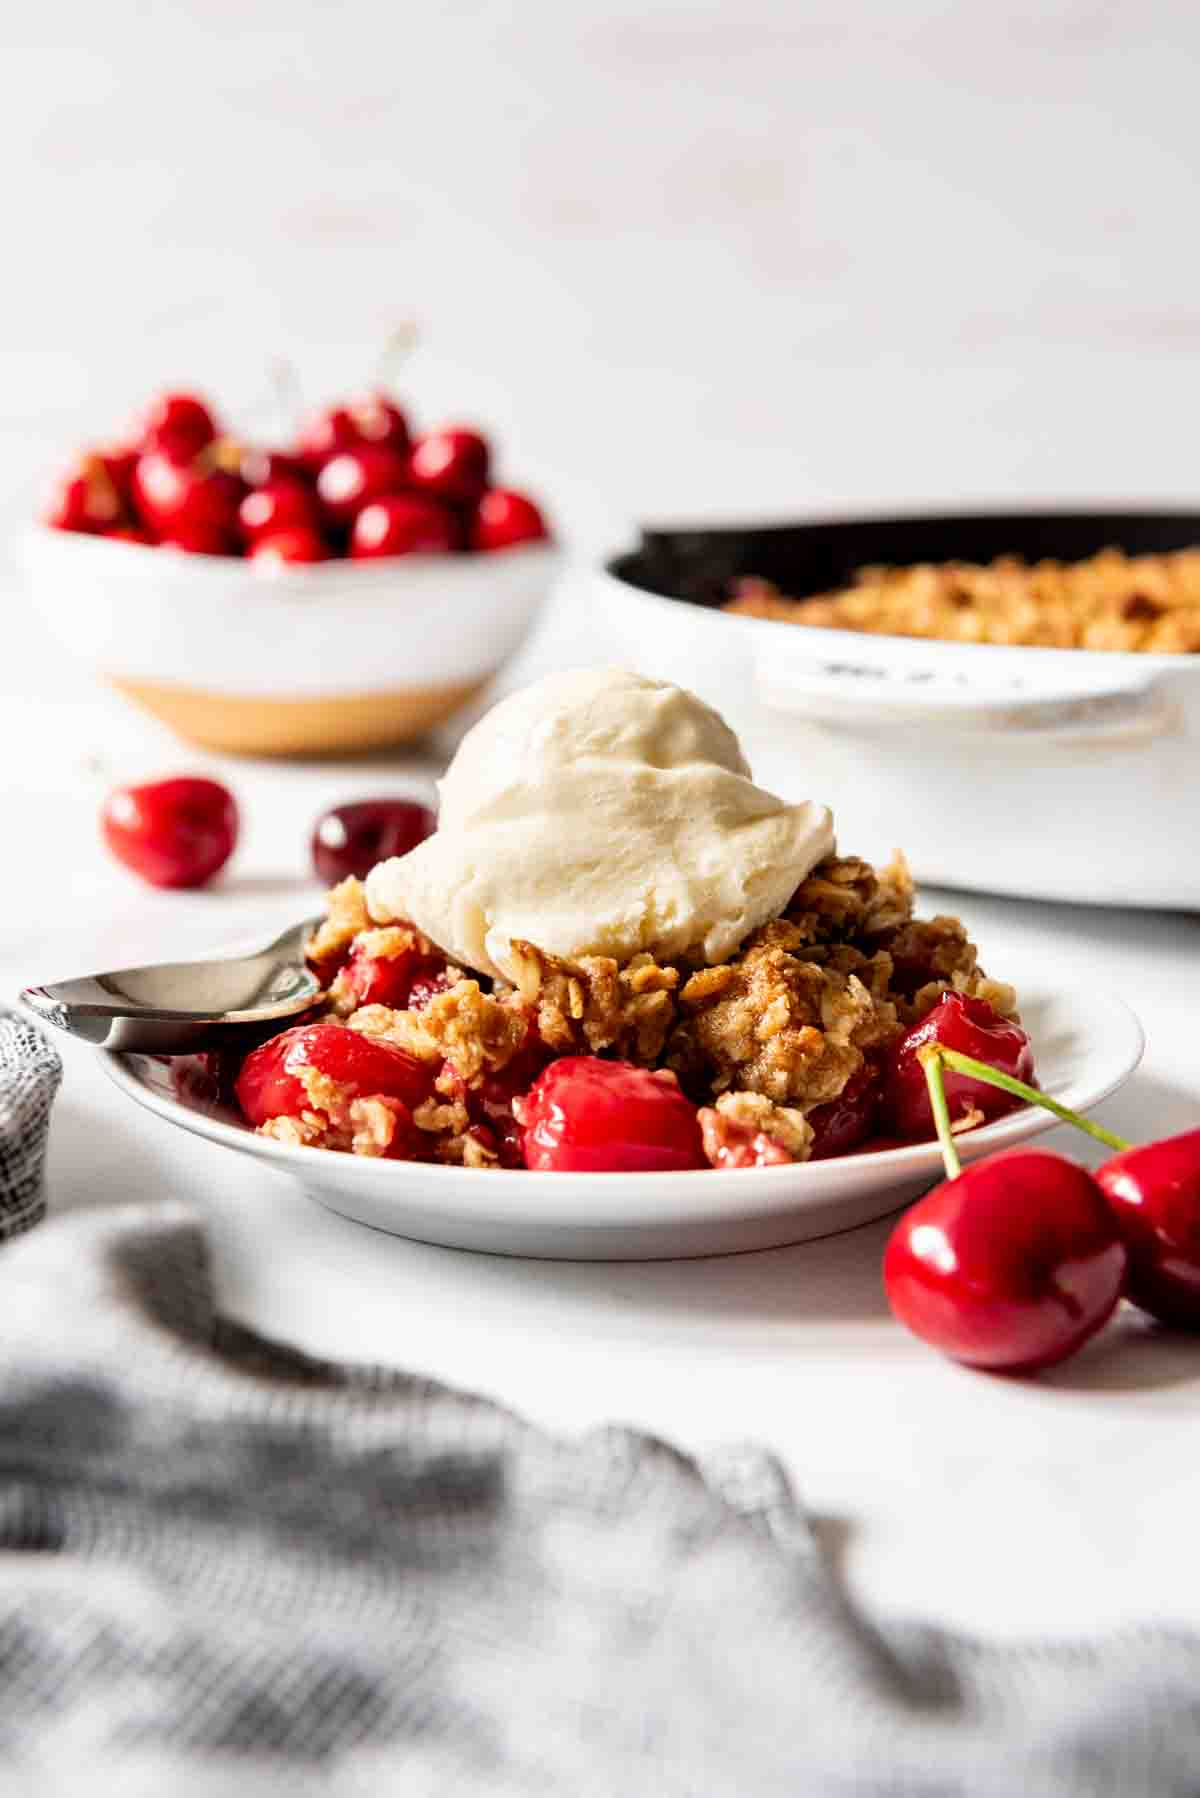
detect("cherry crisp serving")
[228,852,1027,1172]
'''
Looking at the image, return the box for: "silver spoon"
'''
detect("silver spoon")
[19,917,323,1054]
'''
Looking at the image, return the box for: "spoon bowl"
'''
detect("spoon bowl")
[20,918,322,1052]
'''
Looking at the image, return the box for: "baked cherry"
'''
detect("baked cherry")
[698,1111,793,1169]
[235,1021,432,1126]
[470,488,549,552]
[316,444,410,527]
[886,993,1035,1140]
[407,968,456,1011]
[43,455,123,534]
[1096,1129,1200,1328]
[311,798,436,884]
[250,527,330,566]
[238,479,321,544]
[884,1148,1128,1372]
[101,776,238,889]
[514,1057,706,1173]
[140,391,218,463]
[408,429,490,504]
[132,452,244,539]
[808,1063,881,1160]
[350,493,458,558]
[339,942,448,1011]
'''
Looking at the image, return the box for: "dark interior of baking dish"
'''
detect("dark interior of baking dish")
[611,511,1200,609]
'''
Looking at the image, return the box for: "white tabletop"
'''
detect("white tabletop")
[5,581,1200,1647]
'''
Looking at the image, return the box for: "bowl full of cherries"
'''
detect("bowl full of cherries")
[24,387,556,757]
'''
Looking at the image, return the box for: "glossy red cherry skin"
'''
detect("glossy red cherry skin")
[316,445,410,526]
[311,798,436,884]
[514,1057,706,1173]
[295,394,410,473]
[408,429,490,504]
[101,776,238,889]
[809,1064,881,1160]
[235,1021,431,1126]
[470,488,549,552]
[884,1148,1127,1373]
[132,452,244,538]
[250,527,330,566]
[160,524,238,557]
[43,455,124,533]
[98,445,140,508]
[350,494,459,557]
[885,993,1035,1141]
[1096,1129,1200,1327]
[238,479,321,544]
[140,391,218,463]
[236,446,308,489]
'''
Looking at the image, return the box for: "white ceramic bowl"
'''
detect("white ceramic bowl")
[103,980,1143,1260]
[21,525,557,756]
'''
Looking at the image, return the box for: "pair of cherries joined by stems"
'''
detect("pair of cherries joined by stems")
[884,1044,1200,1374]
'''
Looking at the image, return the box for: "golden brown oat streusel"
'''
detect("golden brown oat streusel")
[783,852,915,945]
[669,926,899,1108]
[872,916,1017,1024]
[304,876,370,976]
[509,941,680,1062]
[725,549,1200,654]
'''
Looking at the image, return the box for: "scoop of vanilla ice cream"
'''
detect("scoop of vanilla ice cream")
[365,667,834,981]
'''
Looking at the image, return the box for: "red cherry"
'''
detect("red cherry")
[235,1020,432,1126]
[132,452,244,539]
[884,1148,1127,1372]
[316,445,410,526]
[43,454,124,533]
[311,798,436,884]
[407,968,456,1012]
[1095,1129,1200,1328]
[250,527,330,567]
[513,1057,706,1173]
[140,391,218,463]
[408,429,490,504]
[885,993,1035,1141]
[238,479,321,544]
[236,446,309,489]
[350,493,459,558]
[101,776,238,889]
[340,942,448,1011]
[809,1063,881,1160]
[105,524,157,545]
[98,445,140,508]
[160,525,238,556]
[470,487,549,553]
[295,394,410,473]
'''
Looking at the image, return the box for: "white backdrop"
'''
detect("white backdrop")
[5,0,1200,543]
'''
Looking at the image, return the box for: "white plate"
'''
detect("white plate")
[101,981,1144,1260]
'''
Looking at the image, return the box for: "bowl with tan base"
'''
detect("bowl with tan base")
[20,525,556,756]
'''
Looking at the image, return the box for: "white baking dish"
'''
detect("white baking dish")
[597,511,1200,910]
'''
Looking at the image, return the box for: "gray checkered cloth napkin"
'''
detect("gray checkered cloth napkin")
[3,1015,1200,1795]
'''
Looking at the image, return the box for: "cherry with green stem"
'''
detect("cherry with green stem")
[914,1045,1200,1339]
[883,1048,1129,1372]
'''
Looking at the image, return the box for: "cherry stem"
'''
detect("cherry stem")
[922,1048,962,1180]
[919,1044,1132,1162]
